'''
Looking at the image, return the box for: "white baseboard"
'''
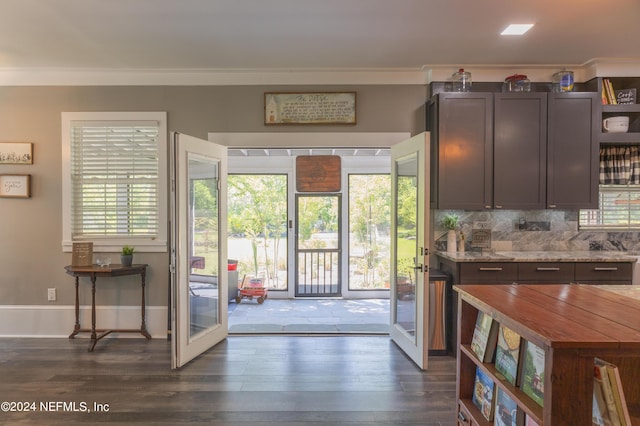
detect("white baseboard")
[0,305,168,338]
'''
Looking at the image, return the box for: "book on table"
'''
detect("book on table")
[594,357,631,426]
[470,310,499,363]
[520,340,545,407]
[472,366,496,422]
[494,324,522,386]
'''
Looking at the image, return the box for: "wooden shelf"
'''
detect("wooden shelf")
[454,284,640,425]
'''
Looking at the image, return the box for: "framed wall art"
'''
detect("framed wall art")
[0,142,33,164]
[265,92,356,125]
[0,174,31,198]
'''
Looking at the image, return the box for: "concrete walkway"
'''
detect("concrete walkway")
[228,298,390,334]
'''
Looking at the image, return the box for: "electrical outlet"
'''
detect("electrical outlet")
[47,288,56,302]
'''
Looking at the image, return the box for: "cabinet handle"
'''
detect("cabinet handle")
[536,267,560,271]
[548,204,557,208]
[479,267,503,271]
[495,205,503,209]
[458,411,468,422]
[485,205,492,209]
[594,267,618,271]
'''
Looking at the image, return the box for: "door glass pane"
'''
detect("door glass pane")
[394,154,418,340]
[296,195,341,296]
[227,175,288,290]
[348,174,391,290]
[188,154,219,337]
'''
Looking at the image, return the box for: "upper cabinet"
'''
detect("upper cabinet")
[428,92,493,210]
[494,93,547,210]
[428,90,598,210]
[547,92,599,209]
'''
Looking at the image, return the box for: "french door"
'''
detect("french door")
[390,132,430,370]
[170,132,228,369]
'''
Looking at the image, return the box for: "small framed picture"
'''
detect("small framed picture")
[0,174,31,198]
[0,142,33,164]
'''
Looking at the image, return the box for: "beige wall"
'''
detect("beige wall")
[0,84,426,308]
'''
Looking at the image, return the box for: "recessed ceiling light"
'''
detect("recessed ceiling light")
[501,24,535,35]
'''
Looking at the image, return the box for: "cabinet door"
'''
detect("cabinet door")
[547,92,599,209]
[494,93,547,209]
[432,93,493,209]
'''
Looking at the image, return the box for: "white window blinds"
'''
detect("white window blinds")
[579,185,640,230]
[70,120,160,238]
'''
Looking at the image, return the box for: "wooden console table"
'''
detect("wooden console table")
[65,264,151,351]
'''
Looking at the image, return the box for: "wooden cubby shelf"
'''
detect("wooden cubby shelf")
[454,284,640,425]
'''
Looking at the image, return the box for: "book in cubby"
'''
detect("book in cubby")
[470,310,500,363]
[494,386,522,426]
[494,324,522,386]
[594,357,631,426]
[472,365,496,422]
[524,414,539,426]
[520,340,545,407]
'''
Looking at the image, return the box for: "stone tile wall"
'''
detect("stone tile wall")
[434,210,640,252]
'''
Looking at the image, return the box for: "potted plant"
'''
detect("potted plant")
[441,212,459,253]
[121,245,135,267]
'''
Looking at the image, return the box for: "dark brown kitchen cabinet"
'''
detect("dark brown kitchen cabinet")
[547,92,600,209]
[494,93,547,209]
[428,93,493,209]
[428,90,598,210]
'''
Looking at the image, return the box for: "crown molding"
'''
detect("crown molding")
[0,58,637,86]
[0,68,427,86]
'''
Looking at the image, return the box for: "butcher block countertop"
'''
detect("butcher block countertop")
[436,250,639,263]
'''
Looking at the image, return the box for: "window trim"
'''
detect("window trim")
[61,112,168,253]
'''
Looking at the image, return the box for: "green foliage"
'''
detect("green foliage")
[441,212,460,230]
[121,245,135,255]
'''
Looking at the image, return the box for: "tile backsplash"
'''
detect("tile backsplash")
[434,210,640,252]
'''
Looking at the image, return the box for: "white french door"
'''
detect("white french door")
[389,132,430,369]
[170,132,228,369]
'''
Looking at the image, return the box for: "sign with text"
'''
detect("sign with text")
[265,92,356,125]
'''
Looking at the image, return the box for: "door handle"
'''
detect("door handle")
[413,264,423,272]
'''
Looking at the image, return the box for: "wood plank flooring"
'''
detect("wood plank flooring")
[0,336,457,425]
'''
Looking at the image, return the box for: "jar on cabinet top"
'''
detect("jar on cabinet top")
[504,74,531,92]
[451,68,472,92]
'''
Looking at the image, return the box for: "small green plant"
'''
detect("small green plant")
[121,245,135,256]
[440,212,460,230]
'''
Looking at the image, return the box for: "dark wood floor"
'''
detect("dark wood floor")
[0,336,457,425]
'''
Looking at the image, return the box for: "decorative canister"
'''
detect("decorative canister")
[452,68,472,92]
[504,74,531,92]
[552,70,574,92]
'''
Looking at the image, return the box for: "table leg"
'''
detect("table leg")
[88,275,97,352]
[140,268,151,339]
[69,276,81,338]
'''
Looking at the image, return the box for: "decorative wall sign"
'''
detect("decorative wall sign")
[0,174,31,198]
[72,242,94,266]
[0,142,33,164]
[616,88,637,105]
[265,92,356,125]
[296,156,341,192]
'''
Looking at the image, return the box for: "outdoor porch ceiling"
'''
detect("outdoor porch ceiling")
[228,148,390,157]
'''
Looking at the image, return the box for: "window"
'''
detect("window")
[62,112,167,252]
[579,185,640,230]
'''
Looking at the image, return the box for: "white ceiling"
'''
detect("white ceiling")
[1,0,639,74]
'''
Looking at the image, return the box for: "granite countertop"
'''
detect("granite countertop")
[435,251,639,263]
